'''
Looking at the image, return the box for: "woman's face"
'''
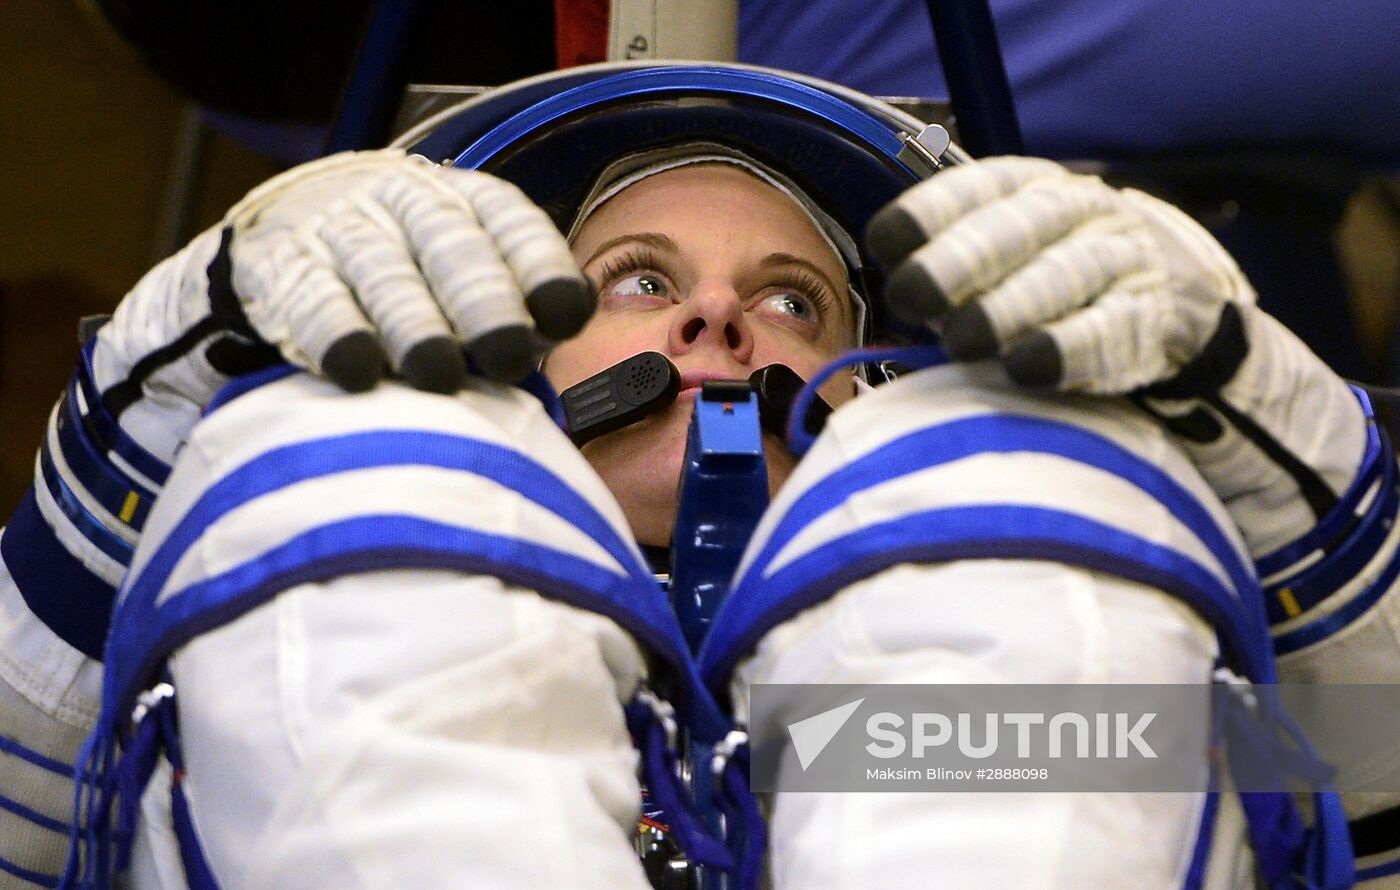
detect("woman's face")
[546,163,859,546]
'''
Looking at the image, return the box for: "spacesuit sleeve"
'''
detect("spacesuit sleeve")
[1263,386,1400,884]
[702,362,1263,889]
[0,359,133,886]
[0,547,103,889]
[72,370,686,890]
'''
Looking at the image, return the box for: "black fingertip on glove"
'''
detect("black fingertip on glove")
[1003,330,1064,388]
[467,324,537,384]
[883,261,952,325]
[401,335,468,394]
[527,277,598,341]
[322,330,390,393]
[941,304,1000,361]
[864,203,926,272]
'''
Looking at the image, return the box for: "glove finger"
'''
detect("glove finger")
[442,169,597,341]
[941,215,1156,361]
[1119,189,1256,305]
[234,232,389,392]
[372,168,537,383]
[866,156,1069,270]
[319,205,466,394]
[882,174,1122,327]
[1002,282,1174,394]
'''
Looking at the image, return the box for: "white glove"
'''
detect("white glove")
[92,148,594,464]
[864,156,1367,559]
[30,149,592,598]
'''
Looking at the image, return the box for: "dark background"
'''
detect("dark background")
[0,1,280,511]
[0,0,558,510]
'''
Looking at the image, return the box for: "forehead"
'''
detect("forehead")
[570,164,848,276]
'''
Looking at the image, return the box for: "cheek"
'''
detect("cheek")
[817,372,858,409]
[544,314,659,392]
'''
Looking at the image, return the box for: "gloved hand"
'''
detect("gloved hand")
[17,149,594,629]
[864,156,1368,560]
[94,148,595,465]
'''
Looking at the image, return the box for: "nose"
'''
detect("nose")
[668,276,754,363]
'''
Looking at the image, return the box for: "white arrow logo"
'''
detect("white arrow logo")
[787,698,865,770]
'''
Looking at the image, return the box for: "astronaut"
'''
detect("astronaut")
[1,63,1397,889]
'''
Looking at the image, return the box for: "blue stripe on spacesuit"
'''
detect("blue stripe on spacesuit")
[201,363,300,416]
[698,409,1356,888]
[74,341,170,488]
[107,514,668,712]
[0,790,69,835]
[123,429,651,603]
[1263,451,1398,627]
[80,431,728,887]
[1271,538,1400,656]
[99,429,706,730]
[700,502,1264,690]
[53,384,156,532]
[1181,789,1220,890]
[734,414,1256,605]
[36,447,133,568]
[706,413,1264,688]
[0,852,60,889]
[0,733,75,779]
[1255,386,1383,580]
[698,408,1356,888]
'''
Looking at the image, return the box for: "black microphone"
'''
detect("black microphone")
[749,363,833,439]
[561,351,681,446]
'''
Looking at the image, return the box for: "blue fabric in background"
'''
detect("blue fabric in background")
[741,0,1400,382]
[739,0,1400,164]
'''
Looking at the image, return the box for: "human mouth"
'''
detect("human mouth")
[678,369,749,397]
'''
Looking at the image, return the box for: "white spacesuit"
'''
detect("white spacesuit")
[1,63,1398,890]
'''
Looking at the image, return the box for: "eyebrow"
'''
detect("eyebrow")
[581,232,678,268]
[580,235,854,332]
[759,252,852,327]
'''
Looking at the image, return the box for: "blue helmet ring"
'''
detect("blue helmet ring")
[395,62,966,345]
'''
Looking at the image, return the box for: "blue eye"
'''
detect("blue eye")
[763,291,816,320]
[753,268,837,335]
[611,273,669,297]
